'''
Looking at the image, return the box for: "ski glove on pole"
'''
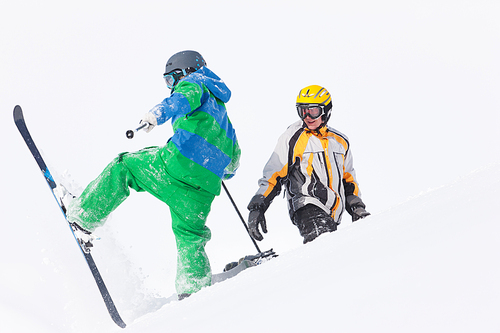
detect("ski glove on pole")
[346,195,371,222]
[247,195,268,241]
[140,112,158,133]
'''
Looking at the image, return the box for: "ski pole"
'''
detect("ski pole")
[126,122,150,139]
[222,181,262,254]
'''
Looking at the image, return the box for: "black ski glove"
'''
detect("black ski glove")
[351,206,371,222]
[346,195,371,222]
[248,209,267,241]
[247,194,269,241]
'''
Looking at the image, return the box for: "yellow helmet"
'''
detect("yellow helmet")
[296,85,333,122]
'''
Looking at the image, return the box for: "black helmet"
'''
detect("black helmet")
[164,50,206,75]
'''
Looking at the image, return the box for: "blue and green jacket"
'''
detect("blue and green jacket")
[148,66,240,196]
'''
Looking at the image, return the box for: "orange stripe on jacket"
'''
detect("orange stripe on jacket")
[263,163,288,197]
[344,171,359,196]
[328,132,348,151]
[263,131,309,198]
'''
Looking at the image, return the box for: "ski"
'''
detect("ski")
[13,105,126,329]
[212,249,277,284]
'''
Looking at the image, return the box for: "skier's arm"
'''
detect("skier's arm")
[342,148,370,221]
[142,80,204,129]
[254,131,292,205]
[342,145,359,197]
[223,137,241,180]
[247,132,291,240]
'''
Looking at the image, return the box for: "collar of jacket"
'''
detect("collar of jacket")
[303,123,329,137]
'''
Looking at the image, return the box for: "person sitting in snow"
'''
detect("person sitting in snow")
[67,50,241,300]
[247,85,369,244]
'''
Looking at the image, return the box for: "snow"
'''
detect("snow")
[1,0,500,332]
[126,164,500,333]
[2,163,500,332]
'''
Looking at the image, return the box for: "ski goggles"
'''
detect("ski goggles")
[296,104,325,120]
[163,69,187,89]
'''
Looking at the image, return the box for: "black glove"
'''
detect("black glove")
[248,209,267,241]
[247,194,269,241]
[346,195,370,222]
[351,206,371,222]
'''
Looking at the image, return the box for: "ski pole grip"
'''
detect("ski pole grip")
[126,122,150,139]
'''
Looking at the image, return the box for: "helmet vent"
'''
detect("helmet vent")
[315,88,327,99]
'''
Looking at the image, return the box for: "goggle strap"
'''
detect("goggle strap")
[163,69,189,89]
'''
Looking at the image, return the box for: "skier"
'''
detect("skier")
[247,85,369,244]
[67,50,241,300]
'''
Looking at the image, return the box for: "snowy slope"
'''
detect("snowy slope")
[2,163,499,332]
[125,163,500,333]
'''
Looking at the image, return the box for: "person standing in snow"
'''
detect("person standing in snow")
[247,85,369,244]
[67,50,241,300]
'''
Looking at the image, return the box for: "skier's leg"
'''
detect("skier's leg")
[67,147,164,231]
[67,154,144,231]
[167,185,215,295]
[292,204,337,244]
[120,146,175,201]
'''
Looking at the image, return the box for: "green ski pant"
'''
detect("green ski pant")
[67,147,216,295]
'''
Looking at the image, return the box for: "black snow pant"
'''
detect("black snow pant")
[292,204,338,244]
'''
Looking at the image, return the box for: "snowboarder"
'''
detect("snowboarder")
[247,85,369,244]
[67,50,241,300]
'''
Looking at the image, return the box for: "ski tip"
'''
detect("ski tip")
[13,105,23,121]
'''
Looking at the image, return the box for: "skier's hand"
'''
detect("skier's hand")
[140,112,158,133]
[345,195,370,222]
[351,206,371,222]
[248,209,267,241]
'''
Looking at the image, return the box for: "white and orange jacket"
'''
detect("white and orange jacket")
[253,120,362,224]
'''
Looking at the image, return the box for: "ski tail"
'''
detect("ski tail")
[84,252,126,328]
[13,105,126,328]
